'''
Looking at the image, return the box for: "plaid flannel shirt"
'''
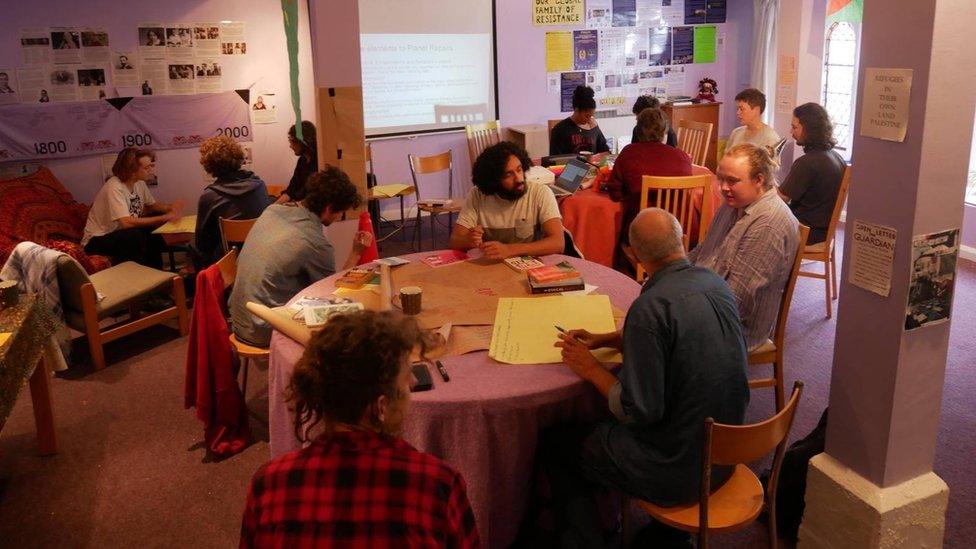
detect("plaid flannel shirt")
[241,429,480,548]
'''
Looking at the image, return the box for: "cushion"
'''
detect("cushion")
[751,339,777,355]
[89,262,175,316]
[56,255,92,314]
[46,239,112,274]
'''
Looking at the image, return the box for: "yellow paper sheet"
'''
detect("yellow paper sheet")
[545,31,573,72]
[371,183,412,198]
[152,214,197,234]
[489,295,617,365]
[0,332,11,347]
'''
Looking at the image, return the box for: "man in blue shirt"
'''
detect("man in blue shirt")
[545,208,750,547]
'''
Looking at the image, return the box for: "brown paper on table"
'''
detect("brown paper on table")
[425,324,494,359]
[152,214,197,234]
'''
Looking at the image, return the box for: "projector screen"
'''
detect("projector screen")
[358,0,497,137]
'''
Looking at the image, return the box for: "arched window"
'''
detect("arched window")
[822,21,858,161]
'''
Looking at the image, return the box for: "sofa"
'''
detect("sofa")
[0,166,111,274]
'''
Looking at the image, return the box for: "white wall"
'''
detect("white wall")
[0,0,316,208]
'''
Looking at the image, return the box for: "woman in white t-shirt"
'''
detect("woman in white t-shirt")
[727,88,783,163]
[81,148,183,269]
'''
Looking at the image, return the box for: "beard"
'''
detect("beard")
[497,183,527,201]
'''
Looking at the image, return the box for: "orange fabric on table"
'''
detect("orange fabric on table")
[558,186,623,268]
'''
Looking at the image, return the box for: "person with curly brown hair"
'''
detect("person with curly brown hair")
[192,135,271,268]
[241,310,480,547]
[229,166,373,347]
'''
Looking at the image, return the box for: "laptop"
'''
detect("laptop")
[548,159,590,197]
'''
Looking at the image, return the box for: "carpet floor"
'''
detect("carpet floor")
[1,223,973,547]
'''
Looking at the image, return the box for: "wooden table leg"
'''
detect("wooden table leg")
[28,353,57,456]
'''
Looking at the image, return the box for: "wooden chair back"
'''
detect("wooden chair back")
[698,382,804,547]
[219,217,258,253]
[465,121,501,166]
[640,174,715,250]
[771,224,810,348]
[823,166,852,253]
[266,184,285,197]
[676,120,713,166]
[214,248,237,290]
[408,150,454,200]
[547,118,562,134]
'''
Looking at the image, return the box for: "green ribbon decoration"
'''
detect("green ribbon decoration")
[280,0,303,142]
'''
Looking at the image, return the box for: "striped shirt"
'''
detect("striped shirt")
[688,188,799,350]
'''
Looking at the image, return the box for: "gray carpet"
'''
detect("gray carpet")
[1,224,973,547]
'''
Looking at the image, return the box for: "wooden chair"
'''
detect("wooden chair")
[214,249,267,398]
[266,184,286,198]
[626,382,804,549]
[798,166,852,318]
[219,217,258,254]
[408,150,462,250]
[621,174,715,282]
[465,120,501,167]
[676,120,714,166]
[547,118,563,135]
[748,225,810,412]
[56,256,189,371]
[366,142,416,242]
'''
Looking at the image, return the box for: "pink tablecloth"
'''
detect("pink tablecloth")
[268,253,640,549]
[559,165,721,267]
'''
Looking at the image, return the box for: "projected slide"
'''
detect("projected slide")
[360,33,492,135]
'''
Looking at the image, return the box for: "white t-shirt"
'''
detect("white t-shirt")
[727,124,782,151]
[81,176,156,245]
[456,182,561,244]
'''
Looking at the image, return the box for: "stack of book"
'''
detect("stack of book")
[526,261,584,294]
[504,255,545,272]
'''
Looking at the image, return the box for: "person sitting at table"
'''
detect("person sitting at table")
[448,141,565,260]
[630,95,677,147]
[82,147,183,270]
[549,85,610,156]
[727,88,782,155]
[779,102,846,244]
[274,121,317,204]
[538,208,749,547]
[688,143,799,351]
[604,106,692,246]
[192,135,271,269]
[229,166,372,347]
[241,310,481,547]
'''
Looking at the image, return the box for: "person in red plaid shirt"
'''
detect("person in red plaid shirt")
[240,311,480,548]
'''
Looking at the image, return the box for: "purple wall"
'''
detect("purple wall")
[366,0,755,216]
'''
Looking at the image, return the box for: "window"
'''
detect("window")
[822,21,859,162]
[967,113,976,205]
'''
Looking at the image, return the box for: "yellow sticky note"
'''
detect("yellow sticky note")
[489,295,617,365]
[0,332,11,347]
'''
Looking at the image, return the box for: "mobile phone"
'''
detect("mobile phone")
[411,362,434,392]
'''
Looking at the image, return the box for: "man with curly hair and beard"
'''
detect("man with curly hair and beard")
[448,141,565,260]
[229,166,373,347]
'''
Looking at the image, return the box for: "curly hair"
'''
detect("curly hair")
[793,102,837,151]
[632,95,661,115]
[111,147,155,182]
[635,107,669,143]
[288,120,317,157]
[471,141,532,196]
[724,143,776,190]
[199,135,244,177]
[572,85,596,111]
[734,88,766,113]
[288,311,423,442]
[303,165,363,216]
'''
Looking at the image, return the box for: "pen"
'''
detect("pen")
[435,360,450,382]
[555,325,582,343]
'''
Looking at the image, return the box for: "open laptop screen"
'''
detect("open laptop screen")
[555,160,590,193]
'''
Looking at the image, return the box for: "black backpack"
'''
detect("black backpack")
[762,408,829,541]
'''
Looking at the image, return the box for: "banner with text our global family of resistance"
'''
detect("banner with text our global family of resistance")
[0,89,252,162]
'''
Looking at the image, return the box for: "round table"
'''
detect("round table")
[268,253,640,549]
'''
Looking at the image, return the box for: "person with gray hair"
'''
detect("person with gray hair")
[531,207,750,546]
[689,143,799,351]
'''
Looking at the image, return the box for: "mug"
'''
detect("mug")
[396,286,423,315]
[0,280,20,309]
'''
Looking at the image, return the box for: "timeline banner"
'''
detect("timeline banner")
[0,89,252,162]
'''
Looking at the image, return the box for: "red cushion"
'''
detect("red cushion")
[0,166,111,273]
[45,239,112,274]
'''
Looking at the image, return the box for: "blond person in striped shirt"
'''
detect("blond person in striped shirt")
[688,144,799,351]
